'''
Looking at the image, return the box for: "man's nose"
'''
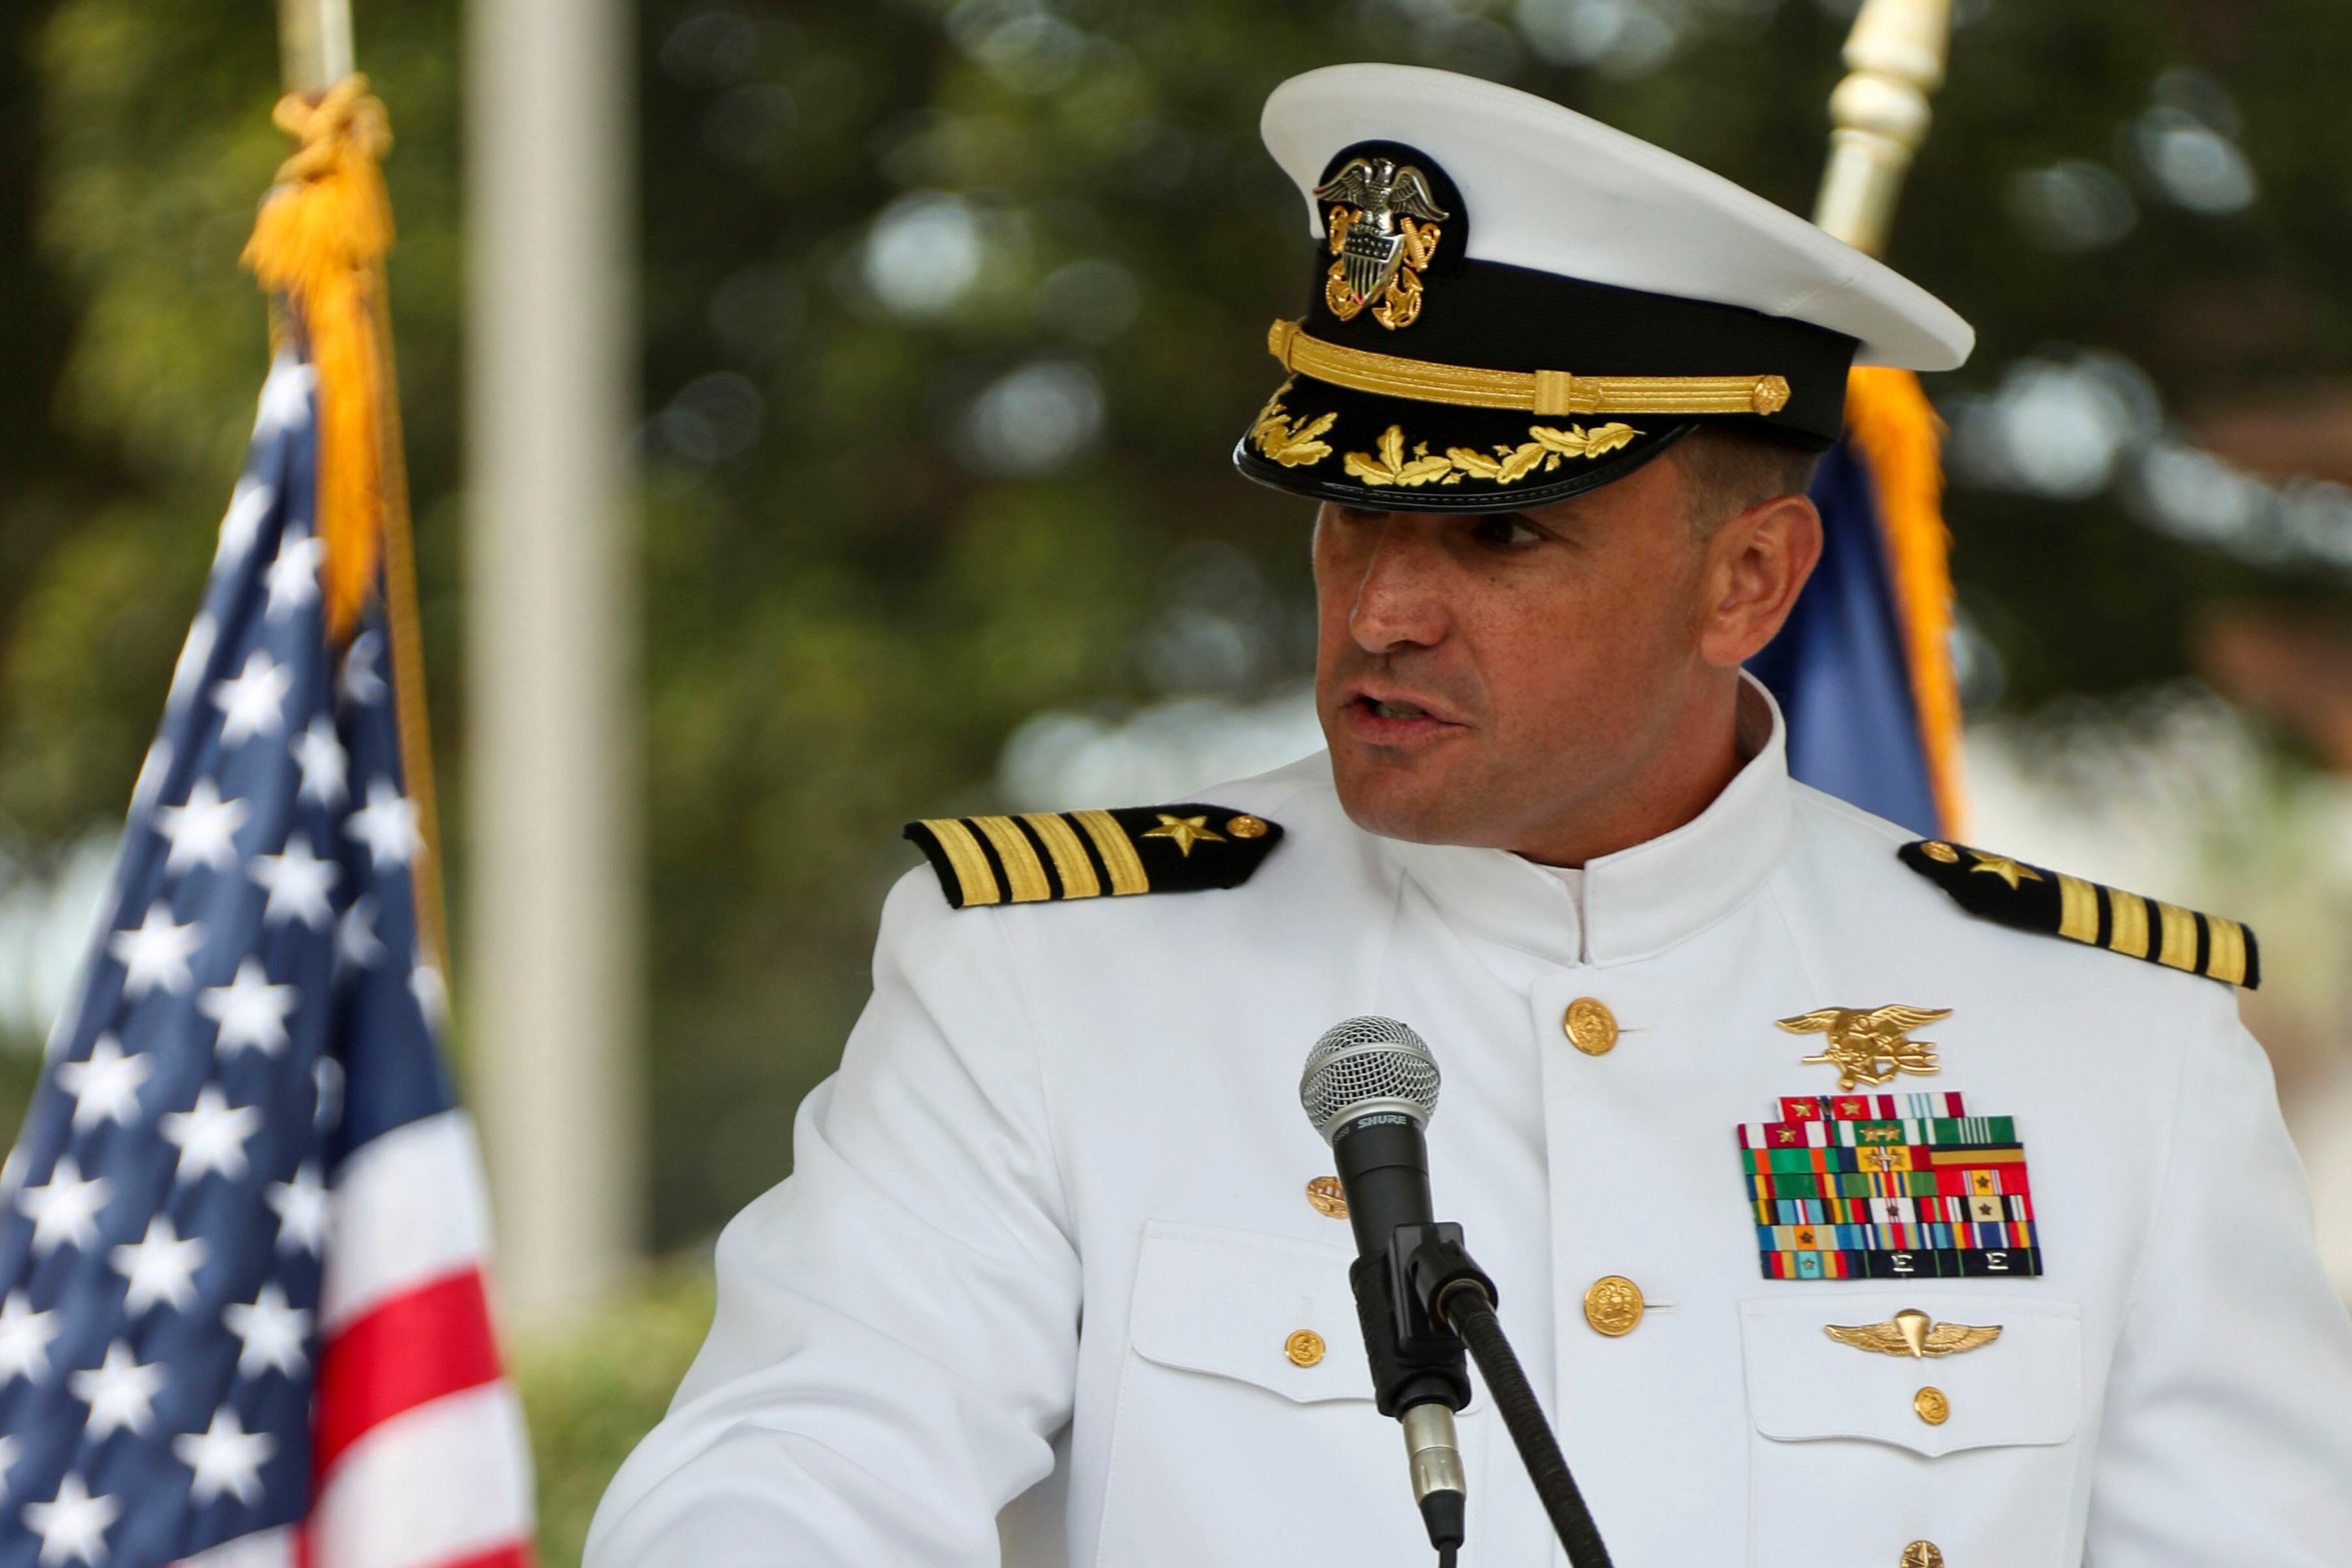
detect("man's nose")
[1347,516,1448,653]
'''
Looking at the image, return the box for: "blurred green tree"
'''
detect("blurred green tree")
[4,0,2349,1255]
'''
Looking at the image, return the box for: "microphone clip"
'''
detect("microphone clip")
[1397,1223,1497,1331]
[1347,1221,1494,1420]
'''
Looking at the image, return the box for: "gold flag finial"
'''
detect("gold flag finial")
[1813,0,1953,257]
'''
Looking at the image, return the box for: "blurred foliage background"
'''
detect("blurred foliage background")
[5,0,2352,1552]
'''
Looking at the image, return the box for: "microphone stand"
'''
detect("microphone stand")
[1390,1227,1615,1568]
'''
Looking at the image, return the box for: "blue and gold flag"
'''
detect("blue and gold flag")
[1750,367,1965,838]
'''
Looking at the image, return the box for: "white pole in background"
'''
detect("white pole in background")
[465,0,642,1323]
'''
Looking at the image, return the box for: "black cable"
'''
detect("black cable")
[1438,1281,1614,1568]
[1436,1548,1456,1568]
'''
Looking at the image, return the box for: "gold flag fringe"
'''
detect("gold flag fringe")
[1843,364,1967,837]
[242,76,447,976]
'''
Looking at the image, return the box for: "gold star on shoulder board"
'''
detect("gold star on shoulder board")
[1967,851,2042,889]
[1141,813,1224,856]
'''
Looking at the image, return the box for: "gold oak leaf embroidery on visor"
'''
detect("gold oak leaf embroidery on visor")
[1447,423,1642,482]
[1248,379,1339,468]
[1344,425,1459,488]
[1446,441,1551,485]
[1342,421,1646,488]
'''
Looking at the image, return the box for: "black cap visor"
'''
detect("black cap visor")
[1236,372,1706,512]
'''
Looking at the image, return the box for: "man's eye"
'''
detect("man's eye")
[1473,514,1543,546]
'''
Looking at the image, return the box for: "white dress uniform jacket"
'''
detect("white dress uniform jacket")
[587,691,2352,1567]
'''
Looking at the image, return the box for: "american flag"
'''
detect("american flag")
[0,353,535,1567]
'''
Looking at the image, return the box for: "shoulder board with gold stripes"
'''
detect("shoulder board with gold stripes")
[904,805,1283,909]
[1899,839,2259,989]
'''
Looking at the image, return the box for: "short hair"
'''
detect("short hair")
[1672,426,1823,535]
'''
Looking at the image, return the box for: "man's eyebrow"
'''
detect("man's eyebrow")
[1486,506,1576,535]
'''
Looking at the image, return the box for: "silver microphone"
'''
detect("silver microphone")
[1300,1017,1467,1543]
[1300,1014,1442,1142]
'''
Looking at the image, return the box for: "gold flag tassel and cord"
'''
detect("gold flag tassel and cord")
[1812,0,1968,836]
[242,76,391,642]
[240,75,448,976]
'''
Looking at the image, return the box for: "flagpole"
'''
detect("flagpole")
[1813,0,1951,256]
[275,0,353,96]
[265,0,453,983]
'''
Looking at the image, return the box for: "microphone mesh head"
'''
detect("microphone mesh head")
[1299,1016,1441,1143]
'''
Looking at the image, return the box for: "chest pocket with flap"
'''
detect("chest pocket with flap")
[1740,1293,2084,1568]
[1127,1220,1372,1403]
[1099,1221,1466,1567]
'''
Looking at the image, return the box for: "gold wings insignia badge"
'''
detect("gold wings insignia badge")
[1825,1309,2003,1360]
[1776,1003,1952,1091]
[1314,156,1450,330]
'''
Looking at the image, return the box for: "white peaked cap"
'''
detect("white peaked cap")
[1261,63,1973,372]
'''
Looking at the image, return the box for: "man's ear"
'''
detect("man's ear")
[1695,492,1822,668]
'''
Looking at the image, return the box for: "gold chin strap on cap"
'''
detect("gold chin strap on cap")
[1266,318,1792,419]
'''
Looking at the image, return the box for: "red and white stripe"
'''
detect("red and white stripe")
[305,1109,533,1568]
[180,1112,536,1568]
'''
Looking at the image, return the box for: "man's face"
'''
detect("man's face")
[1311,448,1810,860]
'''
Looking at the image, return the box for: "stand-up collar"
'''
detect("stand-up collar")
[1380,674,1793,970]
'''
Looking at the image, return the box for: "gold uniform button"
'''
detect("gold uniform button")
[1305,1175,1349,1219]
[1900,1542,1944,1568]
[1582,1275,1644,1336]
[1562,997,1619,1055]
[1914,1386,1950,1425]
[1225,813,1268,839]
[1919,840,1959,864]
[1284,1329,1326,1367]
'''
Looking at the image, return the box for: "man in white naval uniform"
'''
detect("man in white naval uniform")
[588,66,2352,1568]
